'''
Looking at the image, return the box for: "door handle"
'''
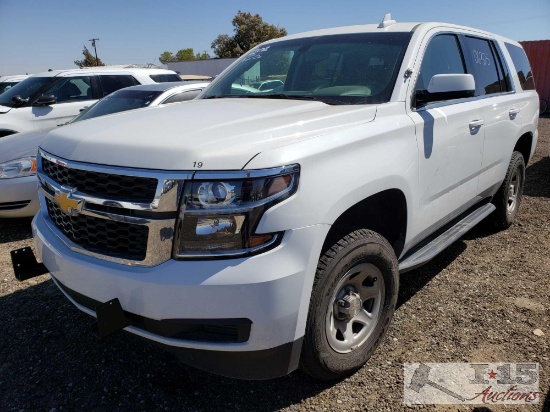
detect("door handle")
[509,108,520,116]
[469,119,484,129]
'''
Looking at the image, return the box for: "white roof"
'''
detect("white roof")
[29,67,177,78]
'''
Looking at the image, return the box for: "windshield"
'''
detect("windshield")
[0,77,54,107]
[69,89,163,123]
[202,32,412,105]
[0,82,19,95]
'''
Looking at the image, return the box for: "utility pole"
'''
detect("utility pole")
[89,38,100,65]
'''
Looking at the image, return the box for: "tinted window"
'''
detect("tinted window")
[416,34,466,92]
[43,76,93,103]
[0,77,53,107]
[161,89,203,104]
[464,37,501,96]
[505,43,535,90]
[150,74,182,83]
[0,82,18,95]
[70,89,163,122]
[99,75,140,96]
[203,32,413,105]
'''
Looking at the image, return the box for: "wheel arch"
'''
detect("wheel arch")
[514,132,533,164]
[322,188,408,258]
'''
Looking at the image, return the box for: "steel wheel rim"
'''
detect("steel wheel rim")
[507,168,520,214]
[325,263,385,353]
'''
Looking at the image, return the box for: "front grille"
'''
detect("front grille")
[46,198,148,261]
[42,157,158,203]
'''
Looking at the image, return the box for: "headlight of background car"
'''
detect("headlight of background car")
[173,164,299,258]
[0,157,36,179]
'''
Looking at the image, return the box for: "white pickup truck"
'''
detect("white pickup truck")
[14,16,538,380]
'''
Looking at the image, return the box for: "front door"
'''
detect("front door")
[408,32,485,234]
[32,76,95,129]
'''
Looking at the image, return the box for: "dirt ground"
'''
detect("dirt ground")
[0,118,548,412]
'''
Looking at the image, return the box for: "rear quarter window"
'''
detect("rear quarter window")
[150,74,182,83]
[505,43,535,90]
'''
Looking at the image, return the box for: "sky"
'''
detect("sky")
[1,0,549,75]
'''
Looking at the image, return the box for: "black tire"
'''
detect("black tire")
[490,151,526,230]
[300,229,399,381]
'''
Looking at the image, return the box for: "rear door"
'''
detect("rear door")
[32,75,95,129]
[407,32,485,233]
[461,36,523,196]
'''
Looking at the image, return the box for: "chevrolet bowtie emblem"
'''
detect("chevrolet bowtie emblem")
[53,187,83,215]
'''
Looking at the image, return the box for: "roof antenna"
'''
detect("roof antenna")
[378,13,396,28]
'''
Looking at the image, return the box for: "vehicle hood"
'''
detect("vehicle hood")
[0,128,53,163]
[40,99,377,170]
[0,105,12,114]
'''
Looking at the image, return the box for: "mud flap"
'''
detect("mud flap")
[11,247,49,281]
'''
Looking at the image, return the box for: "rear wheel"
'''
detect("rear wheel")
[490,151,526,230]
[300,229,399,380]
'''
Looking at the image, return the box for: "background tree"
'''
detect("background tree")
[195,51,211,60]
[74,45,105,68]
[160,48,208,63]
[211,11,287,58]
[159,51,175,65]
[174,48,196,61]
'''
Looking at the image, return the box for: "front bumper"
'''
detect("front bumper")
[0,175,39,218]
[32,212,328,379]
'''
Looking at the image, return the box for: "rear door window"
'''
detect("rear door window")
[99,75,140,96]
[463,37,502,96]
[505,43,535,90]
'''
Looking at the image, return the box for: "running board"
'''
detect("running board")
[398,203,495,272]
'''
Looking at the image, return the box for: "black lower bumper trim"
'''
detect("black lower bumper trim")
[52,276,302,379]
[11,247,49,281]
[159,336,303,380]
[54,276,252,344]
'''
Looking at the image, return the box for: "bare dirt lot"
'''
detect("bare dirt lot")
[0,118,549,412]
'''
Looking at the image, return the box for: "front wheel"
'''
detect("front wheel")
[300,229,399,380]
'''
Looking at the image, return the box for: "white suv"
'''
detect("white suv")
[16,17,538,380]
[0,68,180,137]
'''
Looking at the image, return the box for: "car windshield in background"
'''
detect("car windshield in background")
[203,32,413,105]
[149,74,182,83]
[0,77,53,108]
[69,89,164,123]
[0,82,18,95]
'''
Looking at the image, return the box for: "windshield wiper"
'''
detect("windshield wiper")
[202,95,235,99]
[239,93,316,101]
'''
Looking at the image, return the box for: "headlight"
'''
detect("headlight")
[173,164,299,259]
[0,157,37,179]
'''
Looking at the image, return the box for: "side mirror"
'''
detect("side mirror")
[415,74,475,108]
[11,95,29,106]
[34,94,57,106]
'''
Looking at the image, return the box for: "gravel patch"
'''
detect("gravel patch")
[1,118,549,411]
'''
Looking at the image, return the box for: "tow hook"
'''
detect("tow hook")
[91,298,134,340]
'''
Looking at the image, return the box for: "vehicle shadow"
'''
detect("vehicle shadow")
[0,279,333,412]
[0,217,33,244]
[397,240,467,309]
[524,156,550,198]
